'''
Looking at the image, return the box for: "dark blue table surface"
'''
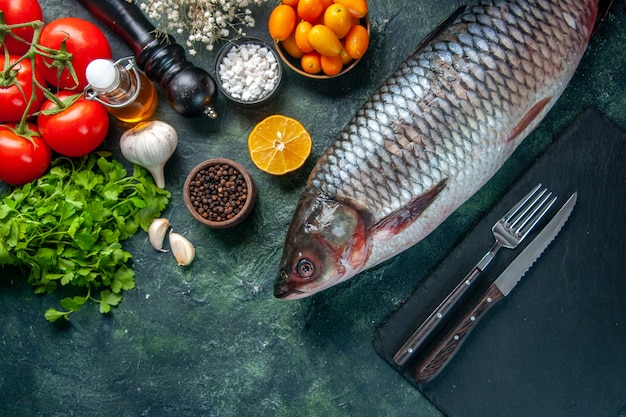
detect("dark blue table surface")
[1,1,625,416]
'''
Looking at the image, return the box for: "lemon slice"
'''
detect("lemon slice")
[248,115,312,175]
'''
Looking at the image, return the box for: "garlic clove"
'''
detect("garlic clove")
[169,230,195,266]
[148,218,171,252]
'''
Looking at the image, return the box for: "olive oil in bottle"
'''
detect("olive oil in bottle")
[84,57,158,123]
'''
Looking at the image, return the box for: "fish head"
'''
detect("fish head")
[275,194,370,299]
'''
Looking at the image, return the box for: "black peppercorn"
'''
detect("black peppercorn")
[187,163,249,223]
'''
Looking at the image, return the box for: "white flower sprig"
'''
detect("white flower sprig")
[133,0,268,54]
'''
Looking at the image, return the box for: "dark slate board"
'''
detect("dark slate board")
[373,107,626,417]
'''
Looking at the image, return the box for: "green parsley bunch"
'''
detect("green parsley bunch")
[0,152,170,322]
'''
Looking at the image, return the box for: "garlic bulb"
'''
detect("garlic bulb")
[169,231,195,266]
[120,120,178,188]
[148,218,171,252]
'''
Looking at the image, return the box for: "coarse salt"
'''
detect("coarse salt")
[218,43,280,103]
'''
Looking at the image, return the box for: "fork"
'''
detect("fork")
[393,184,557,366]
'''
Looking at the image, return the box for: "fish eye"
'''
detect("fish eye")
[295,259,315,279]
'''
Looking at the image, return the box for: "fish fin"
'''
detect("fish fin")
[592,0,613,37]
[506,96,552,143]
[409,6,467,56]
[372,179,447,237]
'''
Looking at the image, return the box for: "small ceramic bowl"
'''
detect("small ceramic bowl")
[183,158,257,229]
[274,15,370,80]
[214,37,283,106]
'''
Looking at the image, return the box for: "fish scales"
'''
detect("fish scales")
[312,0,594,220]
[275,0,599,299]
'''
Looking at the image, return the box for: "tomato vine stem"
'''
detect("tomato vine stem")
[1,16,78,137]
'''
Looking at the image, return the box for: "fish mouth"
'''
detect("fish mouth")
[273,273,307,299]
[274,266,309,299]
[273,287,306,299]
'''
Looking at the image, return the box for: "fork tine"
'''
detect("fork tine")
[503,183,543,222]
[508,189,549,230]
[511,189,551,230]
[515,194,557,239]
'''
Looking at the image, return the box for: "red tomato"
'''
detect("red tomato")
[38,17,112,90]
[38,91,110,157]
[0,0,44,56]
[0,123,52,185]
[0,55,46,123]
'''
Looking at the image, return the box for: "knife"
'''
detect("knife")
[415,191,578,384]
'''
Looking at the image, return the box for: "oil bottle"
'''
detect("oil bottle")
[76,0,217,118]
[84,57,158,123]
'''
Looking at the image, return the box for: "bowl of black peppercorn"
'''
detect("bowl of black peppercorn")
[183,158,257,228]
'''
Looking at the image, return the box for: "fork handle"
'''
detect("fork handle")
[393,245,499,366]
[415,283,505,384]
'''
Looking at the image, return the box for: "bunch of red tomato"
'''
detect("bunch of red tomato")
[0,0,114,185]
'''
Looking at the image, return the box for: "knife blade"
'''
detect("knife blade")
[415,191,578,384]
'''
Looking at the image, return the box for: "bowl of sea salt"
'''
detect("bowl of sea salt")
[215,37,283,106]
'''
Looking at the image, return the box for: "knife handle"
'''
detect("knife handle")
[415,283,505,384]
[393,246,499,366]
[393,266,483,366]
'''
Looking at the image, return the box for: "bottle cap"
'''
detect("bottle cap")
[85,59,119,91]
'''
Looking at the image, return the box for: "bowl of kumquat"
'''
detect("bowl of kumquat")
[269,0,370,79]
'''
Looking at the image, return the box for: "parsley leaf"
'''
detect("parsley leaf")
[99,290,122,314]
[0,153,170,322]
